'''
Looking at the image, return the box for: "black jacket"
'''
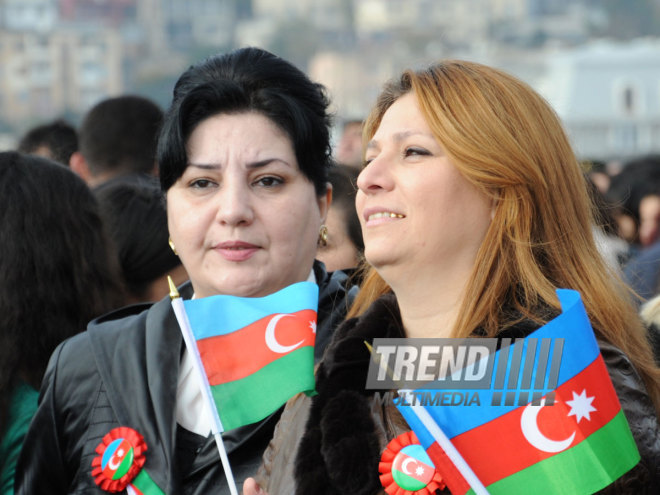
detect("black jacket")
[15,262,357,495]
[295,294,660,494]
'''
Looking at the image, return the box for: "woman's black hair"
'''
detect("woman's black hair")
[95,179,182,300]
[158,47,333,196]
[0,152,124,437]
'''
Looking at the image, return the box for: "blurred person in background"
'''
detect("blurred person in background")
[606,155,660,301]
[334,118,364,169]
[583,159,611,196]
[317,164,364,274]
[0,152,124,495]
[16,118,78,167]
[95,180,189,305]
[69,95,163,190]
[605,154,660,253]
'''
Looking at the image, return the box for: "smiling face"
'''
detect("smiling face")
[166,112,329,299]
[356,92,492,287]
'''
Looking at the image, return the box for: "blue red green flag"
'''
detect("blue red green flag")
[397,289,640,494]
[182,281,318,431]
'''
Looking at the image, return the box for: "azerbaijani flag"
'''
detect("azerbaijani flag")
[182,281,318,431]
[397,289,640,494]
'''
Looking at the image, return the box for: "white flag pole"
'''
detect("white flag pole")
[168,278,239,495]
[404,397,490,495]
[364,342,489,495]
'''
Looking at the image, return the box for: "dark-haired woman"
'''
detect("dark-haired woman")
[15,47,356,494]
[0,152,124,494]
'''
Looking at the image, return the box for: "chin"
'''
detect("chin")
[364,247,395,268]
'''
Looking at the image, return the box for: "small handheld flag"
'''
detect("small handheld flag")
[169,278,319,495]
[169,277,238,495]
[396,289,640,495]
[181,280,318,431]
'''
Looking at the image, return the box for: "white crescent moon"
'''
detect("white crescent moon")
[107,454,122,471]
[265,314,304,354]
[401,457,416,475]
[521,399,575,453]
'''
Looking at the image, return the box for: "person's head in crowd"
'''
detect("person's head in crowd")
[605,154,660,247]
[158,47,332,299]
[70,95,163,188]
[583,159,611,195]
[352,59,659,406]
[17,118,78,166]
[0,152,124,483]
[334,118,364,169]
[317,164,363,272]
[95,180,188,304]
[637,192,660,248]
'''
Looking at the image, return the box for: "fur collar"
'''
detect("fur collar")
[294,294,402,495]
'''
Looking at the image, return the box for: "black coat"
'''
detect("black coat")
[295,294,660,494]
[15,262,357,495]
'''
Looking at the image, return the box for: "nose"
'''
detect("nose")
[214,177,254,226]
[356,153,394,195]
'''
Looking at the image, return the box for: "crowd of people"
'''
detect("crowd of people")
[1,46,659,495]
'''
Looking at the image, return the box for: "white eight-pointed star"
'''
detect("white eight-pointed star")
[566,389,597,424]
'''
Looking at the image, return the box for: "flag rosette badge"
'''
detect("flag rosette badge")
[91,426,147,492]
[380,431,445,494]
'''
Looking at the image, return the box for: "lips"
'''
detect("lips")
[362,207,405,226]
[214,240,260,262]
[366,212,404,221]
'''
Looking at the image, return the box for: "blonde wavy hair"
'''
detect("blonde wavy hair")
[349,60,660,414]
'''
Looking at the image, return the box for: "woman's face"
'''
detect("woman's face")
[356,92,492,283]
[167,112,329,299]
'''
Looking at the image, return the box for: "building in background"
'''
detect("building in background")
[0,0,659,162]
[538,39,660,161]
[0,0,122,130]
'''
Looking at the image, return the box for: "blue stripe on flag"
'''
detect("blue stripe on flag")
[398,289,601,441]
[183,281,319,340]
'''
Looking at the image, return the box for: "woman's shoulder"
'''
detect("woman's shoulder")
[597,339,660,490]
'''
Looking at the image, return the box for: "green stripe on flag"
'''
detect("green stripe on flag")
[132,469,165,495]
[210,346,315,431]
[467,410,640,495]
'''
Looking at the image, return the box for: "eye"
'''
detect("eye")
[189,178,216,189]
[404,147,430,158]
[254,176,284,188]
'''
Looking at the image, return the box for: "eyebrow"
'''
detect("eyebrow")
[186,158,293,170]
[366,130,434,150]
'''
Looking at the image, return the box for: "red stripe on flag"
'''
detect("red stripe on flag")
[426,442,471,495]
[452,355,620,486]
[196,309,316,385]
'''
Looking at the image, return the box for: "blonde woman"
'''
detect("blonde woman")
[246,60,660,494]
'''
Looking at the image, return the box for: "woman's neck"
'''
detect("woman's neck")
[390,275,466,339]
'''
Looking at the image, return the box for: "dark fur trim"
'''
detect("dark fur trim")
[294,295,401,494]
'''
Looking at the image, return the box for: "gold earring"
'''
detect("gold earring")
[318,225,328,247]
[168,237,178,255]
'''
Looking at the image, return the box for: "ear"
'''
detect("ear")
[318,182,333,223]
[69,151,93,184]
